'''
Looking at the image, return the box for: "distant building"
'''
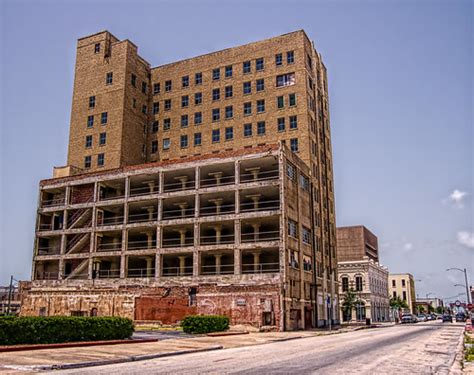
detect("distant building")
[337,226,390,323]
[416,297,444,311]
[0,286,21,315]
[389,273,417,314]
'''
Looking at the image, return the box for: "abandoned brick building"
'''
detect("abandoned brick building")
[21,29,338,330]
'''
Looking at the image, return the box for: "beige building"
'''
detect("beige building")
[389,273,417,314]
[22,29,338,330]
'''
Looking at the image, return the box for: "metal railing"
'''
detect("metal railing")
[162,237,194,248]
[200,233,235,245]
[66,233,89,253]
[162,266,193,276]
[162,207,195,220]
[241,230,280,242]
[64,272,89,280]
[129,185,159,197]
[200,203,235,216]
[128,211,158,224]
[127,239,156,251]
[35,271,59,280]
[163,180,195,192]
[37,246,61,255]
[239,169,279,182]
[200,175,235,188]
[67,209,91,228]
[97,215,124,226]
[38,223,63,231]
[98,191,126,201]
[200,264,234,275]
[42,196,65,207]
[240,200,280,212]
[97,242,122,252]
[97,269,120,278]
[127,268,155,278]
[241,262,280,274]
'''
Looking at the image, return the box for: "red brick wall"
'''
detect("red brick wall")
[70,184,94,204]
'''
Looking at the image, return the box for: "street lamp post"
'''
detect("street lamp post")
[447,268,471,304]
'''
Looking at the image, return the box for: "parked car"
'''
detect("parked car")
[442,314,453,323]
[455,313,466,322]
[401,314,418,323]
[417,314,427,322]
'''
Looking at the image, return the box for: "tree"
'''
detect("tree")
[436,306,444,314]
[427,304,435,313]
[390,296,408,310]
[341,288,357,322]
[418,305,425,314]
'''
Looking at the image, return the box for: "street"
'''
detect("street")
[57,321,464,374]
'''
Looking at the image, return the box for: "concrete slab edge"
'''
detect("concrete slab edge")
[29,345,224,371]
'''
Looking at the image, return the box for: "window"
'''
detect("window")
[286,162,296,180]
[302,227,311,244]
[94,43,100,53]
[402,291,407,300]
[181,114,189,128]
[290,138,298,152]
[392,280,396,287]
[133,98,136,108]
[194,132,202,146]
[152,121,159,133]
[225,85,233,98]
[142,104,147,114]
[243,81,251,94]
[180,135,188,148]
[225,65,233,78]
[153,102,159,114]
[225,105,233,119]
[164,99,171,111]
[101,112,108,125]
[355,276,363,291]
[212,68,220,81]
[289,93,297,106]
[181,95,189,108]
[290,251,299,268]
[243,60,251,74]
[402,279,406,287]
[106,72,113,85]
[99,132,106,145]
[87,115,94,128]
[212,108,220,122]
[163,138,170,150]
[243,102,252,115]
[299,174,309,191]
[89,96,95,109]
[182,75,189,88]
[257,99,265,113]
[142,81,147,94]
[307,54,312,69]
[256,79,264,92]
[289,115,297,129]
[195,92,202,105]
[97,153,105,167]
[85,135,92,148]
[342,277,349,292]
[212,129,220,143]
[165,80,172,92]
[195,72,202,85]
[256,57,264,71]
[287,51,294,64]
[275,53,283,66]
[244,123,252,137]
[276,73,296,87]
[225,127,233,140]
[277,96,284,108]
[153,83,160,95]
[393,291,397,299]
[257,121,265,135]
[277,117,285,132]
[287,219,297,238]
[84,155,91,168]
[151,140,158,153]
[212,88,220,101]
[163,118,171,130]
[194,112,202,125]
[131,74,137,87]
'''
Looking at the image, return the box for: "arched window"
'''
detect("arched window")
[355,276,363,291]
[90,308,98,317]
[341,277,349,292]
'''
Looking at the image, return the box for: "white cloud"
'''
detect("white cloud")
[445,189,469,208]
[457,231,474,249]
[403,242,413,251]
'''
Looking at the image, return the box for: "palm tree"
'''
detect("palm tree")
[390,296,408,322]
[341,288,357,322]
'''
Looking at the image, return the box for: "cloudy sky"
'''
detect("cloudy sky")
[1,0,472,303]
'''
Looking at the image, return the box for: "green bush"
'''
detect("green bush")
[181,315,229,334]
[0,316,134,345]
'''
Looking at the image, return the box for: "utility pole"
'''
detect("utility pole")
[6,275,13,315]
[447,268,471,304]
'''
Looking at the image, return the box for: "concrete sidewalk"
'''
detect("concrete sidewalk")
[0,326,367,373]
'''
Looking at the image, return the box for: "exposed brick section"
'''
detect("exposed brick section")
[70,184,94,204]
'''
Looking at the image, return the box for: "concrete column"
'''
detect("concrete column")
[178,229,187,246]
[112,236,120,251]
[58,259,65,280]
[145,256,153,277]
[234,220,241,246]
[245,167,260,181]
[120,254,126,278]
[212,225,222,245]
[36,262,44,279]
[147,207,155,221]
[209,172,223,186]
[194,222,200,247]
[145,231,153,249]
[175,176,188,190]
[175,202,188,218]
[124,176,130,198]
[193,250,200,277]
[209,198,223,215]
[246,194,261,210]
[251,223,261,242]
[155,253,162,278]
[195,167,200,189]
[253,252,261,273]
[214,253,222,275]
[235,190,240,214]
[178,255,186,275]
[234,161,240,185]
[195,194,200,218]
[146,181,156,194]
[156,226,162,249]
[158,172,164,193]
[234,249,241,275]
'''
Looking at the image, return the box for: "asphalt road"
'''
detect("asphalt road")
[59,321,464,374]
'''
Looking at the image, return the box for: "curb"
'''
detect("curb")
[0,338,158,353]
[207,331,249,337]
[18,345,224,371]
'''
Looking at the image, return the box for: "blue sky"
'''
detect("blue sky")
[1,0,472,303]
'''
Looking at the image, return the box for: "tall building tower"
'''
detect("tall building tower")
[23,30,338,330]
